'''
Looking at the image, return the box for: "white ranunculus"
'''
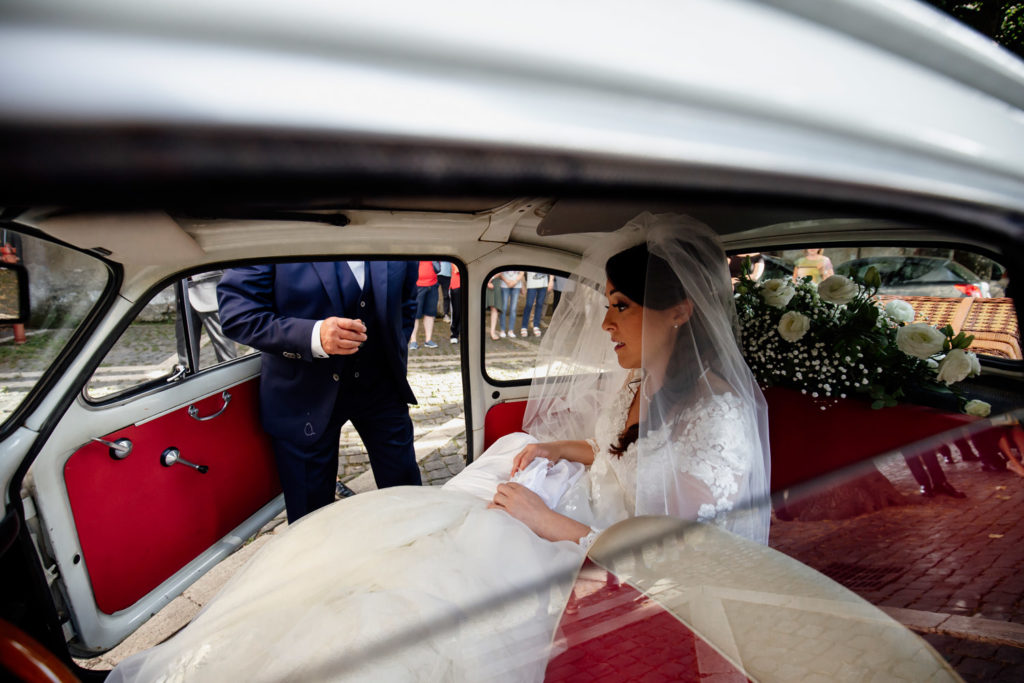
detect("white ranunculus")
[817,275,858,305]
[936,349,973,385]
[778,311,811,342]
[896,323,946,359]
[964,399,991,417]
[759,279,796,309]
[884,299,915,323]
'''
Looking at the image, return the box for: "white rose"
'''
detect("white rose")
[936,349,973,385]
[896,323,946,359]
[817,275,859,305]
[964,399,991,417]
[967,351,981,378]
[884,299,915,323]
[759,279,796,309]
[777,311,811,342]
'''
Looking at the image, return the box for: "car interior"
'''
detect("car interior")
[0,186,1020,681]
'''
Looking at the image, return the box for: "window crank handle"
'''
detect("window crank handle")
[160,447,209,474]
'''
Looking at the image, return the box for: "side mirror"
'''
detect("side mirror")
[0,262,29,324]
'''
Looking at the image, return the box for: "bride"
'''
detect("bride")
[110,213,770,682]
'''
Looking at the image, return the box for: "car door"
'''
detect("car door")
[16,252,283,654]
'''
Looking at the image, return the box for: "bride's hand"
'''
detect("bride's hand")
[488,482,552,534]
[510,442,560,477]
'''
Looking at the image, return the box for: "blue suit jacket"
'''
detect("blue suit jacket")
[217,262,419,442]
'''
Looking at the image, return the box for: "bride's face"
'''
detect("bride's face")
[602,280,677,370]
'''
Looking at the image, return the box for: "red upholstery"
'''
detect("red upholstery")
[483,390,1005,493]
[764,387,976,491]
[483,400,528,450]
[64,379,280,614]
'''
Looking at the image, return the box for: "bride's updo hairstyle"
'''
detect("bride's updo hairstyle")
[604,243,686,311]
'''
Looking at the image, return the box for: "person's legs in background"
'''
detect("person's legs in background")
[410,286,429,349]
[506,288,521,336]
[420,284,438,348]
[527,288,545,333]
[904,451,965,498]
[437,274,451,320]
[499,288,511,336]
[450,289,461,343]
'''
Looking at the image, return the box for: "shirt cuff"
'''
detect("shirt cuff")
[311,320,328,358]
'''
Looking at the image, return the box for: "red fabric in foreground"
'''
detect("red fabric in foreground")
[546,559,750,682]
[764,387,976,491]
[64,379,281,614]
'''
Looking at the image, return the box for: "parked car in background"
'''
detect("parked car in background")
[836,256,992,298]
[1,0,1023,680]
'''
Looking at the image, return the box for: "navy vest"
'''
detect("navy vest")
[335,263,391,391]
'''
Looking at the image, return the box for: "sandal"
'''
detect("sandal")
[533,327,541,336]
[490,332,499,341]
[520,328,528,337]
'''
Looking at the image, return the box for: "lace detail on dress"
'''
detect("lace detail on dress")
[637,392,751,526]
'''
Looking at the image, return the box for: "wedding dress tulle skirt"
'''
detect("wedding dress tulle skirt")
[110,436,584,682]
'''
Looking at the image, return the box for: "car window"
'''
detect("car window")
[85,271,255,401]
[0,227,109,425]
[766,246,1016,361]
[483,268,564,382]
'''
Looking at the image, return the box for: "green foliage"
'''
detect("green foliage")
[925,1,1024,58]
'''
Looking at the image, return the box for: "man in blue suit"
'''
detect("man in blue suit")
[218,261,422,523]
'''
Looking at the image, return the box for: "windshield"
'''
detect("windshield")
[0,227,110,427]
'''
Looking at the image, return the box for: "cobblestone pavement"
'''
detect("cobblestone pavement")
[769,453,1024,681]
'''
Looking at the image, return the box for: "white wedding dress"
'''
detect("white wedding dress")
[110,381,756,683]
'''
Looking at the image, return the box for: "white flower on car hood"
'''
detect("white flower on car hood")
[777,311,810,342]
[759,279,796,308]
[817,275,858,305]
[964,399,991,417]
[936,348,978,385]
[896,323,945,359]
[884,299,915,323]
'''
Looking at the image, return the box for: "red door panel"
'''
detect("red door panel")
[64,378,280,614]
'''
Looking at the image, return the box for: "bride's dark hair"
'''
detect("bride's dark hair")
[605,243,684,457]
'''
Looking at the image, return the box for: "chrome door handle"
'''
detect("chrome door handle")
[167,364,187,383]
[160,447,209,474]
[188,391,231,422]
[91,437,132,460]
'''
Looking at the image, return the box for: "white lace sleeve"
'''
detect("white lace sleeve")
[635,393,753,527]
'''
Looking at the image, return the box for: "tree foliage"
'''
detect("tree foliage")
[925,1,1024,58]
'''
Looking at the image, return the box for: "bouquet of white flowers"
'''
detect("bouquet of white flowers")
[734,261,986,413]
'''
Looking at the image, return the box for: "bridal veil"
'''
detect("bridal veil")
[523,213,771,543]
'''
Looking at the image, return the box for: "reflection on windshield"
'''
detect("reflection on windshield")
[0,229,108,424]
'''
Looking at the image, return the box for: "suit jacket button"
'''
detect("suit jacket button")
[333,373,340,381]
[360,301,366,308]
[283,351,299,359]
[354,372,360,379]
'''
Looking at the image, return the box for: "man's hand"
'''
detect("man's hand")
[319,317,367,355]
